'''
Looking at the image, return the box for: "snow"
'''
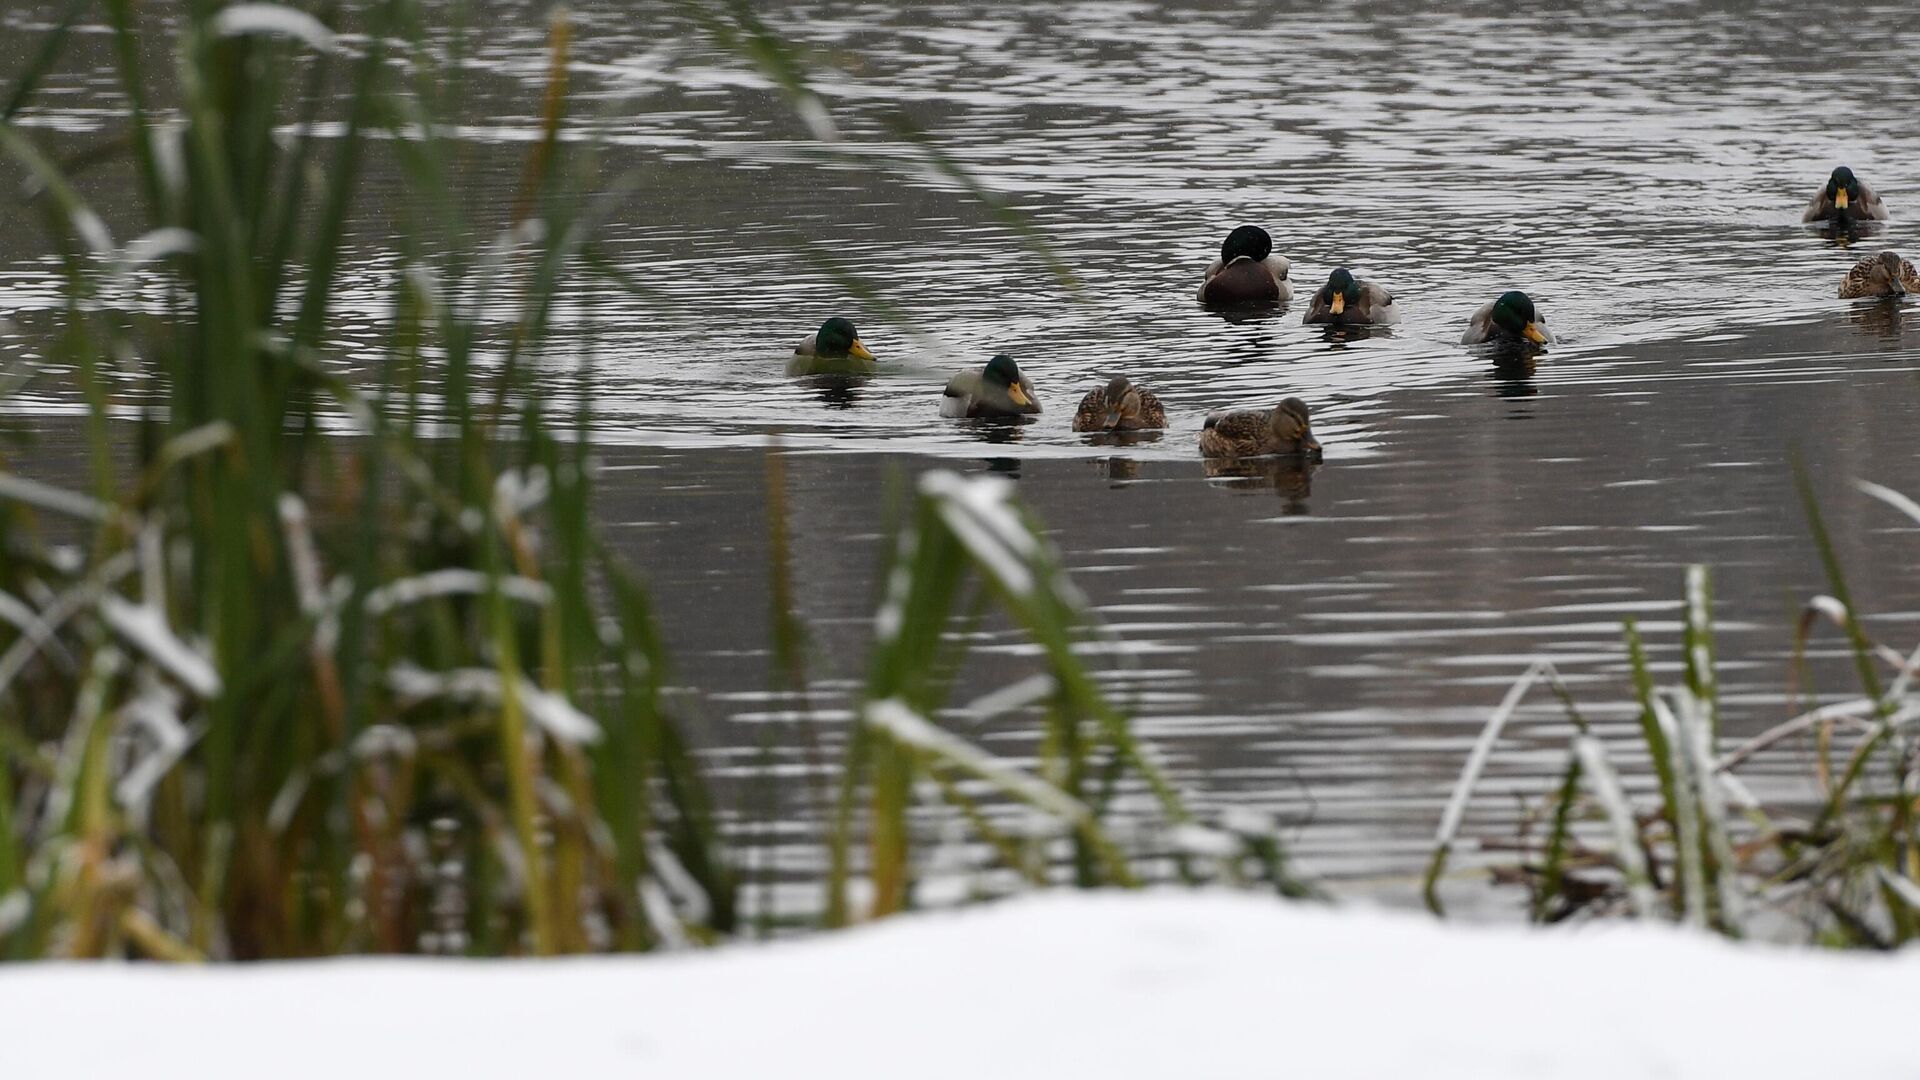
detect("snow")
[3,894,1916,1078]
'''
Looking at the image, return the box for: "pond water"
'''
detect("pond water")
[5,0,1920,913]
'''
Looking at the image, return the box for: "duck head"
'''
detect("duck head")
[1491,290,1549,344]
[1100,375,1143,430]
[815,317,875,361]
[1873,250,1907,295]
[1220,225,1273,266]
[1270,397,1323,459]
[1826,166,1862,213]
[1320,268,1361,317]
[984,353,1035,408]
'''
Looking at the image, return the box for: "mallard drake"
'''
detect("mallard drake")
[1198,225,1292,307]
[1461,291,1552,346]
[1839,250,1920,299]
[1198,398,1322,459]
[1071,376,1166,432]
[788,317,876,376]
[1304,267,1399,326]
[1804,166,1888,224]
[941,353,1041,418]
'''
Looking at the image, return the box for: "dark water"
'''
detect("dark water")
[5,0,1920,911]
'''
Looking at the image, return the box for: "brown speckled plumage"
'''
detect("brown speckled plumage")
[1072,376,1167,432]
[1198,398,1322,459]
[1839,250,1920,299]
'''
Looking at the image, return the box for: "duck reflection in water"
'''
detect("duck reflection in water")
[1092,456,1141,485]
[1202,456,1317,510]
[1846,297,1909,343]
[963,416,1029,445]
[982,455,1022,480]
[1081,429,1163,451]
[1315,323,1389,347]
[798,373,868,409]
[1817,216,1883,248]
[1209,304,1284,327]
[1469,340,1545,390]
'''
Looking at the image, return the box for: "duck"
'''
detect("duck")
[1072,376,1166,432]
[940,353,1041,418]
[1198,225,1292,307]
[1804,166,1888,224]
[1839,250,1920,299]
[788,317,876,376]
[1198,398,1322,460]
[1304,267,1400,326]
[1461,291,1552,346]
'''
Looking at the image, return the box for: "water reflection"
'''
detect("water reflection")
[959,417,1031,445]
[1080,430,1163,451]
[1314,324,1391,347]
[1090,456,1140,485]
[1201,456,1317,507]
[1205,303,1286,326]
[1814,218,1886,249]
[1846,299,1908,344]
[798,374,869,409]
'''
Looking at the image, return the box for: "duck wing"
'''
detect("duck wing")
[1071,386,1109,431]
[1362,282,1401,325]
[1135,390,1168,429]
[1858,179,1891,221]
[1460,300,1497,344]
[1802,188,1837,223]
[1840,256,1883,299]
[1200,409,1268,455]
[941,370,980,417]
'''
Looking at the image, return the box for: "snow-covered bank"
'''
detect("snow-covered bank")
[3,892,1914,1079]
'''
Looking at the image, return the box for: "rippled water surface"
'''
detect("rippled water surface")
[7,0,1920,909]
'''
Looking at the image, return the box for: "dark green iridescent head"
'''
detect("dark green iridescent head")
[1321,267,1359,302]
[984,353,1023,387]
[815,317,861,357]
[1220,225,1272,264]
[1826,166,1860,201]
[1490,291,1537,335]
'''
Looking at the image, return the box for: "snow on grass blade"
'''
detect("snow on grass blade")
[1652,693,1707,928]
[1676,688,1744,935]
[363,569,553,616]
[1853,479,1920,530]
[1424,659,1552,913]
[0,472,120,524]
[206,4,337,52]
[865,699,1088,826]
[918,471,1036,597]
[98,596,220,699]
[1572,735,1658,918]
[387,664,600,746]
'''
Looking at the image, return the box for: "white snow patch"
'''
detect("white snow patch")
[918,470,1038,597]
[209,4,337,52]
[387,664,600,746]
[98,596,221,698]
[3,892,1918,1078]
